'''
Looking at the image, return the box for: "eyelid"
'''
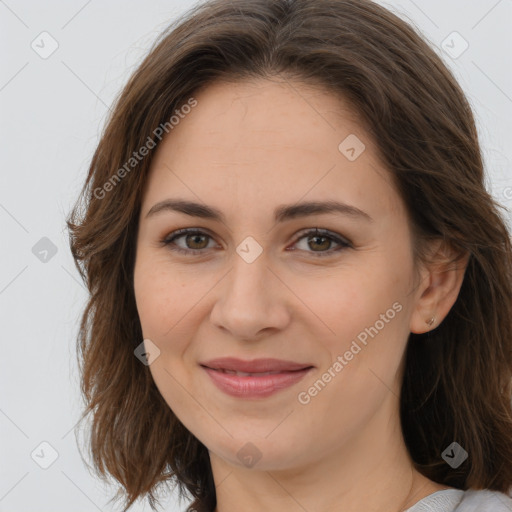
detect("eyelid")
[161,227,352,257]
[291,227,352,248]
[161,228,220,255]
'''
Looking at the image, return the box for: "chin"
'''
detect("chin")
[202,428,311,472]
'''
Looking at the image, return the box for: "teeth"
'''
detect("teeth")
[220,369,283,376]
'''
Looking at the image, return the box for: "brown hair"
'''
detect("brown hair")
[66,0,512,510]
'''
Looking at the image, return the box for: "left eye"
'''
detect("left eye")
[161,228,351,257]
[292,228,351,256]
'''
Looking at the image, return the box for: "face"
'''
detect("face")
[133,78,424,472]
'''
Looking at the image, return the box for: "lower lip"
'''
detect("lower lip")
[202,366,312,398]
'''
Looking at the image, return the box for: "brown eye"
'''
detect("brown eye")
[162,229,217,255]
[184,233,209,250]
[307,234,332,252]
[292,228,351,257]
[162,227,351,257]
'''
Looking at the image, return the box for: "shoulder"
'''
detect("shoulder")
[406,488,512,512]
[456,489,512,511]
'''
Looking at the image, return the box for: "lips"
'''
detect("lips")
[200,357,314,398]
[200,357,313,374]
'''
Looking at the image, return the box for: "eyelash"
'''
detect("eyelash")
[160,228,352,258]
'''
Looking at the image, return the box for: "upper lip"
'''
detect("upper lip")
[200,357,314,373]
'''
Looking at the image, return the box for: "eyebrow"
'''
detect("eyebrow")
[145,199,373,223]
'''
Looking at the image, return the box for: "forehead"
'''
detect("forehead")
[168,78,364,152]
[143,78,402,221]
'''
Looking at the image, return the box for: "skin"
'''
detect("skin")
[133,77,467,512]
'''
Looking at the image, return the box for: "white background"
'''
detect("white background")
[1,1,511,511]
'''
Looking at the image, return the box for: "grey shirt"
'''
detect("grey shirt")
[405,489,512,512]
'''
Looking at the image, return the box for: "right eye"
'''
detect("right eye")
[161,228,219,255]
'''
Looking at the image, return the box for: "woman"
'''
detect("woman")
[67,0,512,511]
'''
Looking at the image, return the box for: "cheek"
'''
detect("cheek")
[133,256,186,341]
[304,268,399,335]
[305,264,409,381]
[133,256,213,380]
[133,260,196,418]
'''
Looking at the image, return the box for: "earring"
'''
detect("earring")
[426,316,436,328]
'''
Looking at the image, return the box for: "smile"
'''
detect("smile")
[200,357,314,398]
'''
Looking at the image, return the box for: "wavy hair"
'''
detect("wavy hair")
[66,0,512,510]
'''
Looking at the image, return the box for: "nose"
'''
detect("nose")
[209,250,291,341]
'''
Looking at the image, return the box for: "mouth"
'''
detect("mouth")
[200,357,314,398]
[208,369,303,376]
[200,357,314,373]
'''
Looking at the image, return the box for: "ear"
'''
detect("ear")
[410,240,469,334]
